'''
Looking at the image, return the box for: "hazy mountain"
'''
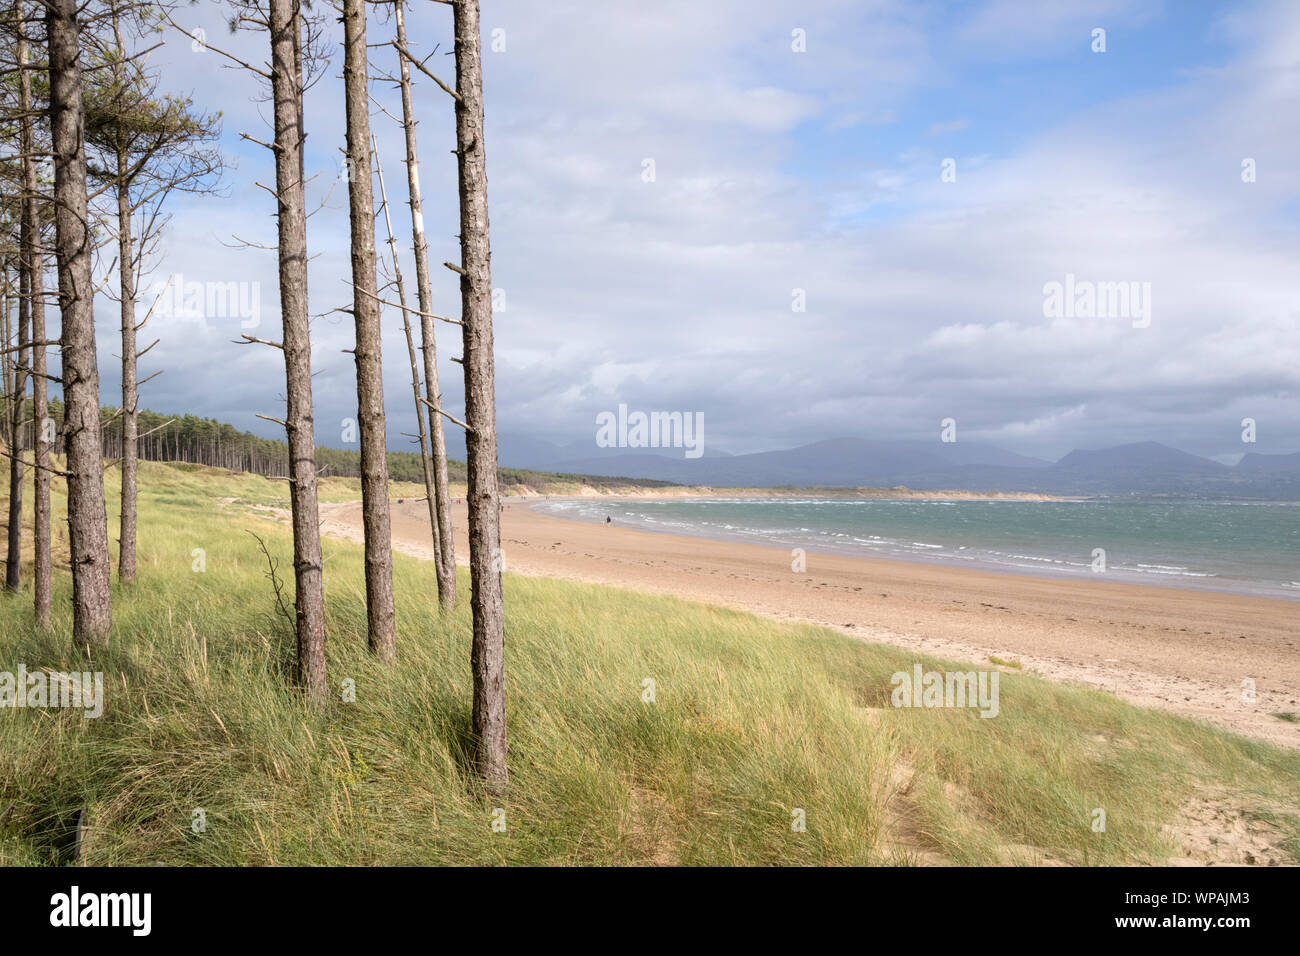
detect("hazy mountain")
[489,436,1300,498]
[541,438,1049,487]
[1237,450,1300,472]
[1052,441,1228,474]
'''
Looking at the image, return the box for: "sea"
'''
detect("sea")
[533,497,1300,601]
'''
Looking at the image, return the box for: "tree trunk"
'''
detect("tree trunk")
[269,0,326,705]
[47,0,111,647]
[1,280,9,431]
[395,0,456,610]
[4,258,26,593]
[453,0,507,788]
[19,3,50,625]
[103,4,139,583]
[342,0,395,660]
[114,18,138,582]
[373,139,443,598]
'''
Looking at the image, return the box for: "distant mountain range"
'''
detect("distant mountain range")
[450,434,1300,499]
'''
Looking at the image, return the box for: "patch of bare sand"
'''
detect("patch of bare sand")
[876,759,952,866]
[1163,791,1296,866]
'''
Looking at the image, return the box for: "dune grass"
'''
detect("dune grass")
[0,460,1297,865]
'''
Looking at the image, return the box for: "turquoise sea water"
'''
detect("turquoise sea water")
[534,497,1300,600]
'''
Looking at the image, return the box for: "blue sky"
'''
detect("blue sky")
[92,0,1300,466]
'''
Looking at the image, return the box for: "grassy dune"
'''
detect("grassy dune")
[0,461,1297,865]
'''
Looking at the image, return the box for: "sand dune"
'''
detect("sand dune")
[319,496,1300,749]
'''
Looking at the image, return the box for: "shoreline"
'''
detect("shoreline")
[503,486,1077,502]
[317,497,1300,749]
[527,497,1300,604]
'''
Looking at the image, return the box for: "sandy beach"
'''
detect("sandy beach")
[318,496,1300,749]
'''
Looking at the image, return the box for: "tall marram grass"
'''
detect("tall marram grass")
[1,461,1297,865]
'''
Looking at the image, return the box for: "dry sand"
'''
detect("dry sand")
[319,496,1300,750]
